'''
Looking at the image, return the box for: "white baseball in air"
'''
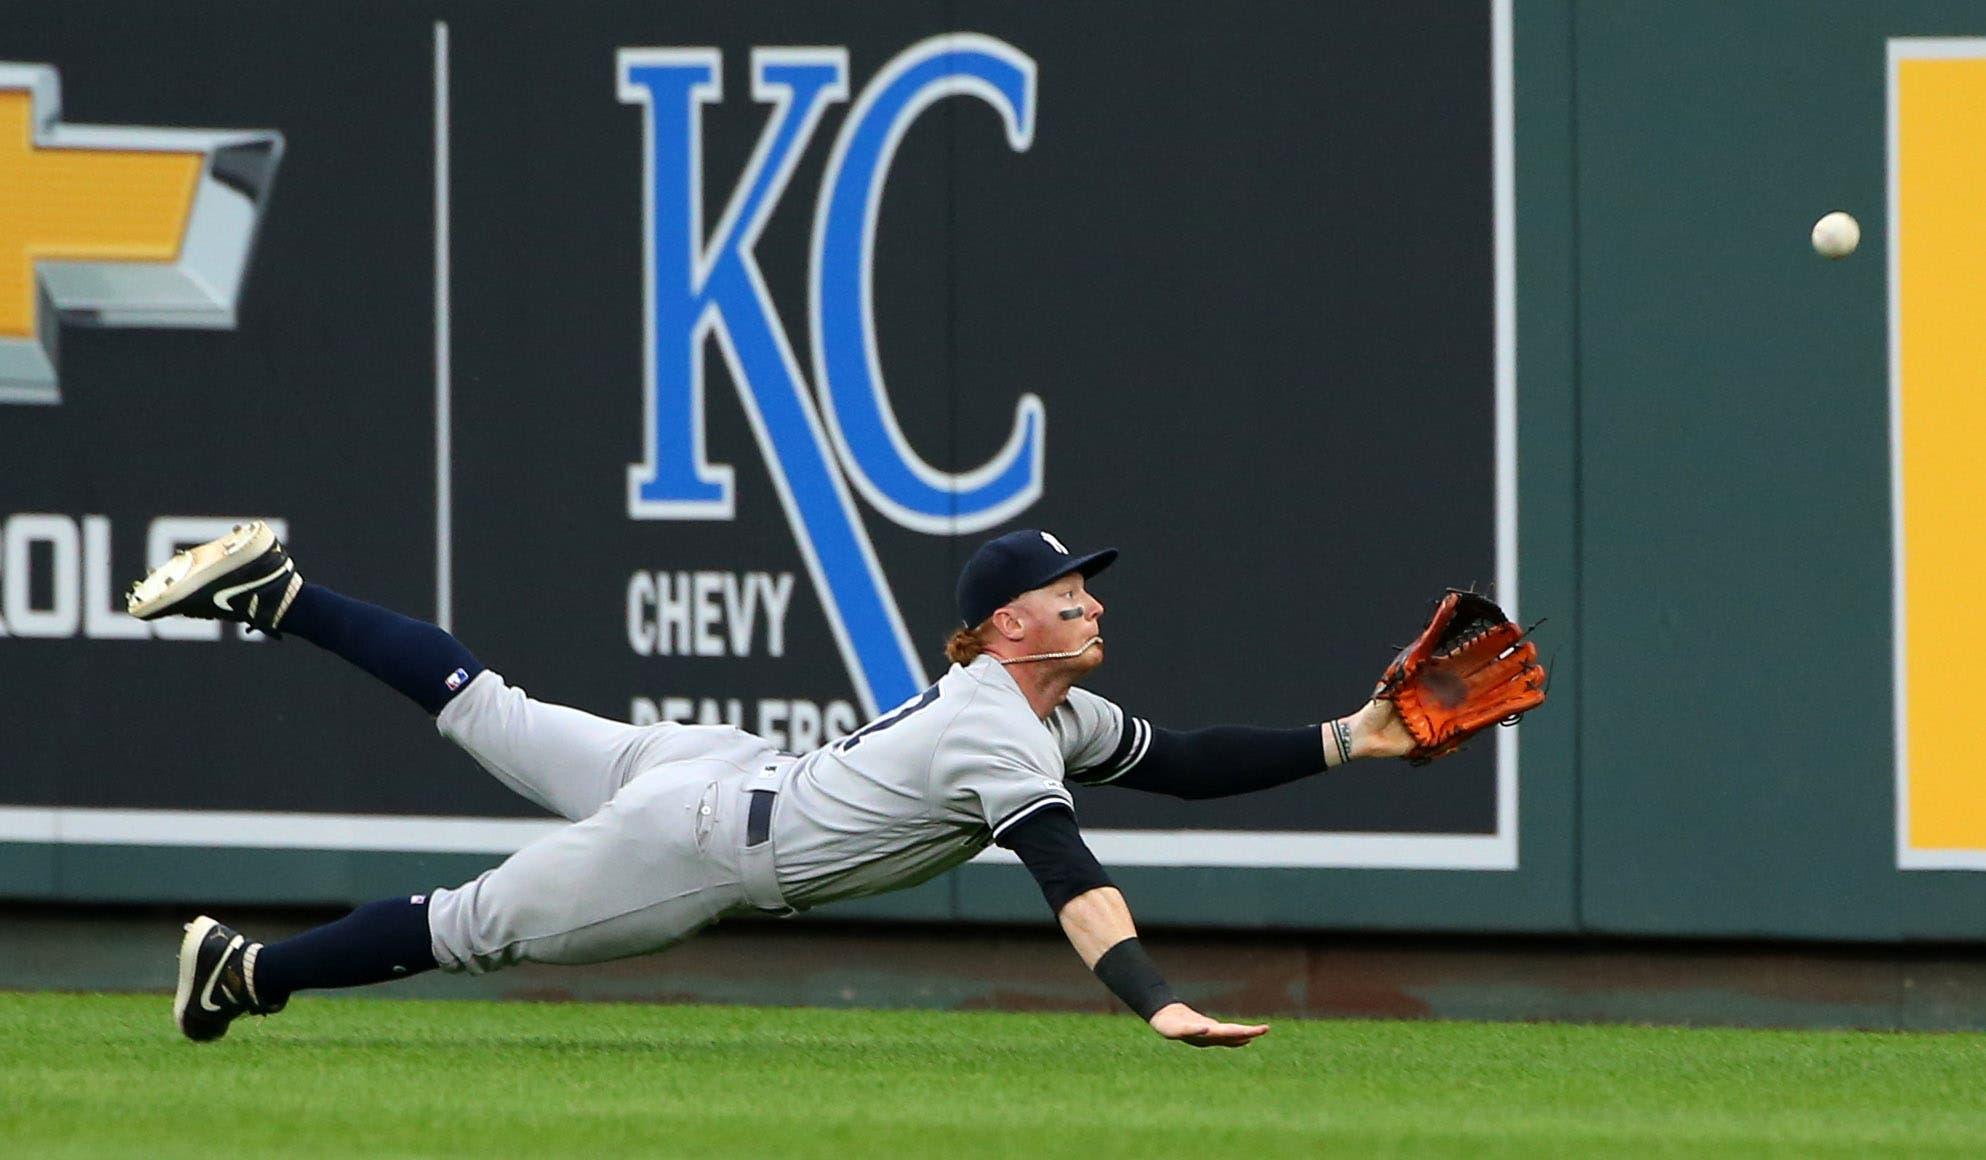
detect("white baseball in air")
[1811,211,1860,259]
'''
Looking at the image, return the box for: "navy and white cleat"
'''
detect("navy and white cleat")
[126,520,302,635]
[173,916,283,1043]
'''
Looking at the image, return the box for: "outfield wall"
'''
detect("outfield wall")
[2,1,1983,944]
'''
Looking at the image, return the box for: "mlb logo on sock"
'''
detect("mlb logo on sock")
[444,668,469,692]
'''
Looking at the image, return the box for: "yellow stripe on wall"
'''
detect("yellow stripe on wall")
[1898,54,1986,852]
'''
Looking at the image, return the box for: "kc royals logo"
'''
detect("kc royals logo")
[620,35,1043,716]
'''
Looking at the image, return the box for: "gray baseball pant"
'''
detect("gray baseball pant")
[423,671,788,974]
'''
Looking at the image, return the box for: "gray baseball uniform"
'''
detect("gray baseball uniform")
[425,654,1132,974]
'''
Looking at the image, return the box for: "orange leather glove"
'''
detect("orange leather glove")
[1373,590,1547,764]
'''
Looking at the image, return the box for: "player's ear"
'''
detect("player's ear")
[991,605,1027,641]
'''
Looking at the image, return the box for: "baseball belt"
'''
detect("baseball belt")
[738,767,793,916]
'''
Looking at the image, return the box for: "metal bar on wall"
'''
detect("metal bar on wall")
[434,20,454,632]
[1492,0,1521,866]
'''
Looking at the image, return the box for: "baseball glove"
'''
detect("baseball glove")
[1373,590,1546,764]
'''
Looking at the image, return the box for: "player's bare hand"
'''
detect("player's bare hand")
[1148,1002,1270,1047]
[1346,698,1414,761]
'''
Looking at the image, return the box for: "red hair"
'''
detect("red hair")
[944,624,989,665]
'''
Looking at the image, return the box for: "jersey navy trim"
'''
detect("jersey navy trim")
[1073,716,1150,786]
[990,795,1074,840]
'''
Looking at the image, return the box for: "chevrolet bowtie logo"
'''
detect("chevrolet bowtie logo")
[0,63,283,404]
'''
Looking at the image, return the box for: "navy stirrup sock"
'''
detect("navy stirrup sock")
[251,895,440,1003]
[279,583,483,716]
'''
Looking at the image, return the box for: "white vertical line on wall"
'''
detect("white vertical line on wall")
[1889,38,1907,870]
[1491,0,1520,869]
[434,21,454,632]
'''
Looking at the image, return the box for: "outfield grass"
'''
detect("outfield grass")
[2,993,1983,1158]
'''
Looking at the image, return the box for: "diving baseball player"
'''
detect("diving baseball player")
[130,523,1418,1048]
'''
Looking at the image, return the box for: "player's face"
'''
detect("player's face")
[1012,572,1106,672]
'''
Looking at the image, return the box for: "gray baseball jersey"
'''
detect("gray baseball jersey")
[424,658,1136,973]
[773,653,1130,908]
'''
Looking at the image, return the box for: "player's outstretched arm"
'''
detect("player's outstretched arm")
[996,806,1267,1047]
[1058,886,1269,1048]
[1082,698,1417,800]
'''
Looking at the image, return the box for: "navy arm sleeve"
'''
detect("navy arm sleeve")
[1083,718,1325,800]
[994,804,1114,913]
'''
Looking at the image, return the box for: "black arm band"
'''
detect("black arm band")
[995,805,1114,913]
[1091,938,1178,1021]
[1104,722,1325,800]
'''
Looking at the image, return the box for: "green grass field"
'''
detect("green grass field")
[3,992,1983,1158]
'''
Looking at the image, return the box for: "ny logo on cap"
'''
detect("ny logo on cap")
[1039,531,1068,554]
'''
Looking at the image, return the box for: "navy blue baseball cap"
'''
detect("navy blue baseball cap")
[957,529,1118,627]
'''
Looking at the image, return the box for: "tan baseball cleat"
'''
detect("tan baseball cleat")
[126,519,303,634]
